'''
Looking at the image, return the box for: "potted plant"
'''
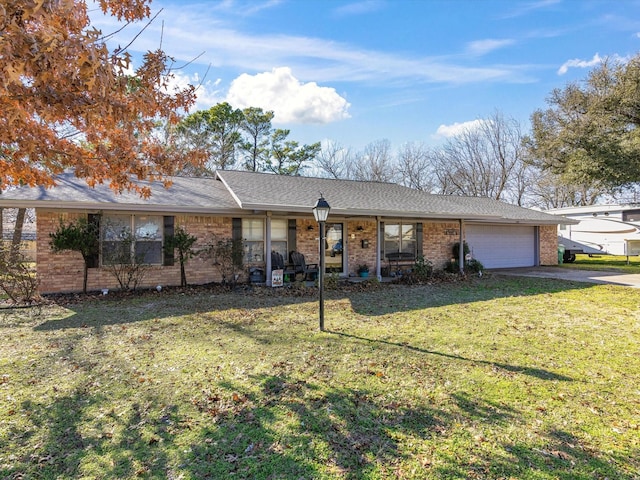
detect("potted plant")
[357,264,369,278]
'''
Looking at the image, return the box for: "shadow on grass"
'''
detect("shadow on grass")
[327,330,573,382]
[3,392,174,478]
[434,427,637,480]
[2,362,635,479]
[30,276,597,331]
[347,276,596,317]
[185,374,446,478]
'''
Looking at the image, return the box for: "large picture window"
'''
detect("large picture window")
[102,214,164,265]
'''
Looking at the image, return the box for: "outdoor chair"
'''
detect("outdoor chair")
[289,251,319,281]
[271,250,296,281]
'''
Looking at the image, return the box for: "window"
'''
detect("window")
[384,223,416,255]
[271,219,288,261]
[622,209,640,222]
[102,214,164,265]
[134,215,163,264]
[243,218,264,263]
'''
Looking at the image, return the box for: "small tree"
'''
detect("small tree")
[0,243,39,304]
[165,226,198,287]
[102,227,149,291]
[49,217,99,294]
[200,236,244,287]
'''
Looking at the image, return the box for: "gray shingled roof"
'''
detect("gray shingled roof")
[0,170,569,225]
[0,171,239,214]
[216,170,567,225]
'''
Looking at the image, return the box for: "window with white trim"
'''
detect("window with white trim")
[243,218,264,263]
[271,218,288,261]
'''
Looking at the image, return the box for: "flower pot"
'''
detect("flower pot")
[359,271,369,278]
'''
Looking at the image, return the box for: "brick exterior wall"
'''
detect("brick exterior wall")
[294,218,319,263]
[37,210,234,294]
[346,220,378,275]
[424,221,462,269]
[539,224,559,265]
[35,209,560,293]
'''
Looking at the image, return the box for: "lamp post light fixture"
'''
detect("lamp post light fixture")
[312,195,331,331]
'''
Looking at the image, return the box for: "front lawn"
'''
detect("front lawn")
[561,253,640,273]
[1,277,639,479]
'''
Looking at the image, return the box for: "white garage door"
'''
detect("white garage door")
[465,224,536,268]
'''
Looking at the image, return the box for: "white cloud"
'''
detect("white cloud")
[557,53,631,75]
[434,119,486,138]
[467,39,515,56]
[333,0,385,17]
[164,71,225,111]
[225,67,351,124]
[501,0,561,19]
[89,3,532,87]
[557,53,602,75]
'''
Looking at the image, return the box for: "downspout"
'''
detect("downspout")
[459,219,465,274]
[265,213,272,286]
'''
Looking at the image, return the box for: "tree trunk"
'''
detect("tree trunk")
[180,252,187,287]
[10,208,26,262]
[83,263,88,294]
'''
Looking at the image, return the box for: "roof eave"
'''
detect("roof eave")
[0,199,243,215]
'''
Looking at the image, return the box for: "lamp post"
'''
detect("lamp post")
[313,195,331,331]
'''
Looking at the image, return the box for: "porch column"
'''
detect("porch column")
[458,219,465,274]
[265,213,272,286]
[376,216,382,281]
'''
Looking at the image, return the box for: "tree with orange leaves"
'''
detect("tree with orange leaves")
[0,0,205,197]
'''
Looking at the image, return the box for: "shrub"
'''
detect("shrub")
[0,244,39,304]
[200,236,244,287]
[444,258,484,275]
[324,272,340,290]
[413,255,433,280]
[444,259,460,273]
[465,258,484,274]
[102,230,150,291]
[452,241,470,259]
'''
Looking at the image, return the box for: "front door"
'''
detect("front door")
[325,223,343,273]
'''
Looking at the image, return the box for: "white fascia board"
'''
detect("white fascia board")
[1,200,242,216]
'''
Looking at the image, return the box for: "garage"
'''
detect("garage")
[465,224,537,268]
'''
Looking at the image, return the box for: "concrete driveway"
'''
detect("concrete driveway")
[492,266,640,288]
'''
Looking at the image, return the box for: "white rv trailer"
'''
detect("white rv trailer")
[547,204,640,262]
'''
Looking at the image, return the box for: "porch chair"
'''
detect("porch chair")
[289,251,319,281]
[271,251,296,281]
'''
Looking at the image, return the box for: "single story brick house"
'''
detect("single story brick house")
[0,170,571,293]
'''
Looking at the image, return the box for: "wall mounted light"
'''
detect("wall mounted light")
[307,225,314,231]
[356,226,364,231]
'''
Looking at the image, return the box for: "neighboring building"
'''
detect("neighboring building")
[547,204,640,261]
[1,207,37,261]
[0,170,567,294]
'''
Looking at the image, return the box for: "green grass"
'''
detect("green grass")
[560,253,640,273]
[1,276,639,479]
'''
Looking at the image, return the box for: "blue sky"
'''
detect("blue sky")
[92,0,640,150]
